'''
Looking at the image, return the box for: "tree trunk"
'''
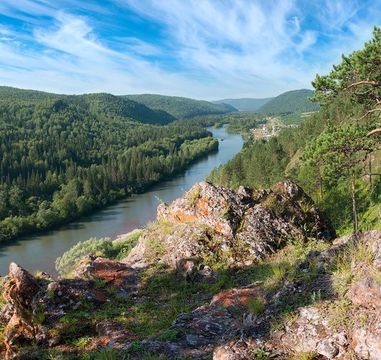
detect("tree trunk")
[369,154,373,188]
[351,176,358,234]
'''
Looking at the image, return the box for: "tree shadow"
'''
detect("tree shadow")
[123,242,342,359]
[1,239,350,360]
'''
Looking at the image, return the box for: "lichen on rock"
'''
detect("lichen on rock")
[5,183,381,360]
[126,180,335,271]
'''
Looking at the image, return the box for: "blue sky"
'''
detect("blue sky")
[0,0,379,99]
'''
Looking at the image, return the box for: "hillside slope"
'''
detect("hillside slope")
[72,93,175,124]
[258,89,319,114]
[0,86,175,125]
[0,180,343,359]
[124,94,237,118]
[2,181,380,359]
[0,88,217,244]
[213,97,273,111]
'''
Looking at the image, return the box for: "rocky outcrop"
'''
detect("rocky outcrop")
[126,180,335,270]
[0,258,138,359]
[1,263,42,358]
[75,257,138,294]
[150,230,381,360]
[277,306,348,358]
[3,182,381,360]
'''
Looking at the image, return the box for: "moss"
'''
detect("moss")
[251,348,271,359]
[186,187,200,207]
[58,314,94,340]
[247,298,265,315]
[33,303,46,324]
[156,328,180,341]
[262,194,287,217]
[331,240,374,296]
[145,237,166,260]
[71,336,93,349]
[5,230,361,358]
[111,230,143,261]
[289,352,316,360]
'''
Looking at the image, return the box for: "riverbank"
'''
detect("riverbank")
[0,127,243,275]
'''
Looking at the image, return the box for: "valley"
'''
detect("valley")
[1,17,381,359]
[0,126,243,276]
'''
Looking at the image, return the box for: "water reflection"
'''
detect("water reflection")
[0,128,243,275]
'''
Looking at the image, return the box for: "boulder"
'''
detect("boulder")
[157,181,244,239]
[75,257,138,294]
[352,322,381,360]
[0,258,139,358]
[1,263,43,358]
[126,180,335,270]
[279,306,348,358]
[210,287,261,308]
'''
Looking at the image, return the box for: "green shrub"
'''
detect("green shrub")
[252,348,271,359]
[0,277,5,311]
[247,298,265,315]
[55,237,113,277]
[94,348,118,360]
[111,230,142,260]
[156,329,179,341]
[72,336,93,349]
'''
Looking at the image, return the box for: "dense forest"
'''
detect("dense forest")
[213,97,273,111]
[0,93,218,243]
[257,89,319,114]
[209,28,381,234]
[187,112,263,137]
[124,94,237,118]
[0,87,176,125]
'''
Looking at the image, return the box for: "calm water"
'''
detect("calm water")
[0,127,243,276]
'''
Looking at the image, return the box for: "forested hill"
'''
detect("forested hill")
[124,94,237,119]
[0,87,175,125]
[0,89,219,243]
[257,89,319,114]
[213,97,273,111]
[71,93,175,124]
[208,28,381,235]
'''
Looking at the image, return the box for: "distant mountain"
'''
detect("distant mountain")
[213,97,273,111]
[0,87,175,125]
[257,89,319,114]
[0,86,62,103]
[124,94,237,119]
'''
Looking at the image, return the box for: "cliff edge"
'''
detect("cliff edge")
[2,182,380,359]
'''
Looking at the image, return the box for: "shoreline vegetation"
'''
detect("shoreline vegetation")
[0,87,239,246]
[0,132,218,245]
[0,86,316,247]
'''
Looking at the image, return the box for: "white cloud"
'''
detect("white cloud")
[115,37,163,56]
[120,0,320,95]
[0,0,379,99]
[0,14,215,97]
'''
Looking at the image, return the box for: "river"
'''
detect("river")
[0,127,243,276]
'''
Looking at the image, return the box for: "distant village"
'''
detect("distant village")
[251,112,316,140]
[251,116,297,140]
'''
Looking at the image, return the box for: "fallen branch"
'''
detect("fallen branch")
[346,80,381,90]
[359,108,381,120]
[367,128,381,136]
